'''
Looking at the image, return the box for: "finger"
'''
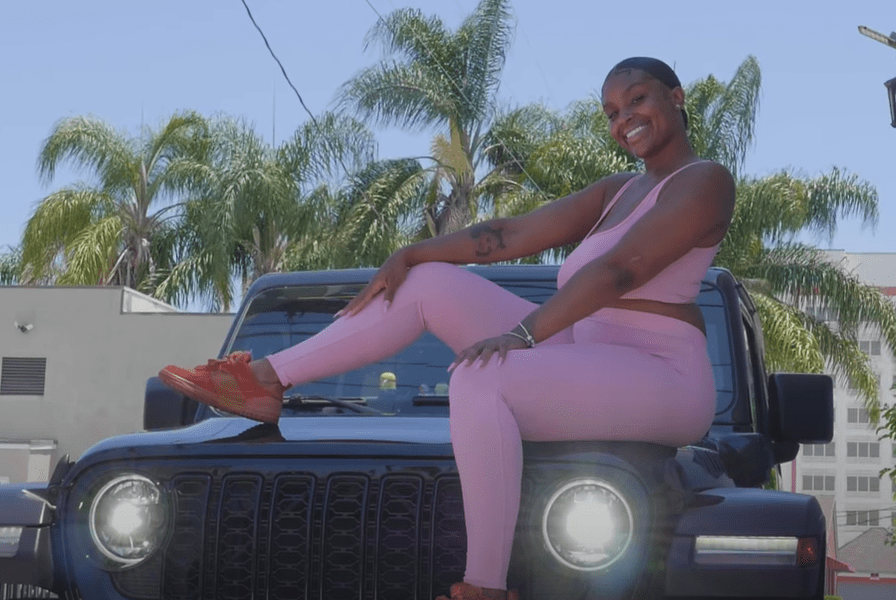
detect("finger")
[477,345,496,367]
[339,293,370,318]
[498,344,508,365]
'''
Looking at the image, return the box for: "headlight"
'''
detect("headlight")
[542,478,634,571]
[88,474,169,568]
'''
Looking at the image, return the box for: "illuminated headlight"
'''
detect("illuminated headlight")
[88,474,169,567]
[542,478,634,571]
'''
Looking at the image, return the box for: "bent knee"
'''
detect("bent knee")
[448,361,506,405]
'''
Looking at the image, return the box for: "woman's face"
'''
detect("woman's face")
[601,69,684,159]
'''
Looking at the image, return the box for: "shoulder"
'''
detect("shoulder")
[588,171,640,202]
[661,160,735,205]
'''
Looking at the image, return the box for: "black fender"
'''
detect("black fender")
[665,487,825,598]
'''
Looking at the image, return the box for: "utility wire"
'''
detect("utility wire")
[240,0,318,126]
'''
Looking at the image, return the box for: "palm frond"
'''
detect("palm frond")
[456,0,515,124]
[337,62,458,131]
[38,115,136,193]
[55,215,123,286]
[20,187,113,282]
[0,246,21,285]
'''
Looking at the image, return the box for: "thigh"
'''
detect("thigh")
[402,262,572,352]
[488,341,715,447]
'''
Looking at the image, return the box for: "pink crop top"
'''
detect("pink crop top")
[556,161,719,304]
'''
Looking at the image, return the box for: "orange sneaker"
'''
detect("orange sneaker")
[435,582,519,600]
[159,352,282,424]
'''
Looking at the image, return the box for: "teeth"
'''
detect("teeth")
[626,125,646,140]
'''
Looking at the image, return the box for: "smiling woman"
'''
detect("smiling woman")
[159,56,735,600]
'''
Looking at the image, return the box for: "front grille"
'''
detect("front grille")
[111,468,466,600]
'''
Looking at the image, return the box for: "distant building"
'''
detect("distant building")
[0,285,231,483]
[779,251,896,547]
[836,528,896,600]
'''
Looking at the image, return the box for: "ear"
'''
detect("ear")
[670,86,685,108]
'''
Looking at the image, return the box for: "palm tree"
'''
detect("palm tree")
[337,0,517,235]
[20,112,211,292]
[0,246,21,285]
[683,56,892,420]
[154,113,378,310]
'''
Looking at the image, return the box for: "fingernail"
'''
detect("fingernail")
[334,310,344,319]
[447,362,457,372]
[383,300,391,314]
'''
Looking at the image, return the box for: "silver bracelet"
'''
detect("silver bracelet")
[505,330,533,347]
[509,322,535,348]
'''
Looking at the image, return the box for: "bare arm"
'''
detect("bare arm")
[450,162,735,366]
[339,173,634,316]
[403,172,636,266]
[519,162,735,342]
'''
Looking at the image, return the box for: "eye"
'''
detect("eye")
[631,95,645,105]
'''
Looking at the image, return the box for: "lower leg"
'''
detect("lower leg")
[448,364,524,590]
[265,262,536,388]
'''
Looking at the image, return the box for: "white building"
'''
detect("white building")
[779,251,896,546]
[0,285,231,484]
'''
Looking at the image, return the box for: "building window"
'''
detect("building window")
[0,357,47,396]
[845,510,880,527]
[847,442,880,459]
[802,474,835,492]
[846,475,880,493]
[859,340,882,356]
[803,443,835,457]
[847,408,871,424]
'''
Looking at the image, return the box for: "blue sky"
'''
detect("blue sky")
[2,0,895,279]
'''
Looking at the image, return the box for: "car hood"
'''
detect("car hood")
[78,416,453,464]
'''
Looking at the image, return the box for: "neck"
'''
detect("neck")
[641,138,698,178]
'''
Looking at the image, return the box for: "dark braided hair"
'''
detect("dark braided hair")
[605,57,688,129]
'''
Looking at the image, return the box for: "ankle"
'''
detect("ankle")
[250,359,286,395]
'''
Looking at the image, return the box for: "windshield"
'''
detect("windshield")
[223,277,732,418]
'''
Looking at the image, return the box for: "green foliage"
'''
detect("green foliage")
[0,246,21,285]
[337,0,518,234]
[21,111,211,293]
[679,58,892,421]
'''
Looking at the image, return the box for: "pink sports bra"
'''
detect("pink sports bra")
[556,161,719,304]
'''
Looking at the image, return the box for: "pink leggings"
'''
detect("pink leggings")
[266,262,716,589]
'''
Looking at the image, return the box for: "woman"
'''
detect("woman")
[160,57,735,600]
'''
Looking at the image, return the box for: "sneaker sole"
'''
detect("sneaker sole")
[158,368,281,424]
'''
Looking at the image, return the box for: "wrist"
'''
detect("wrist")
[508,322,536,348]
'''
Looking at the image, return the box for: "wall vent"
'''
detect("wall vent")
[1,357,47,396]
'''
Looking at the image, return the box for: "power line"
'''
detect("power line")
[239,0,318,126]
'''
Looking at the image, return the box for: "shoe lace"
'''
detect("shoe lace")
[201,351,251,371]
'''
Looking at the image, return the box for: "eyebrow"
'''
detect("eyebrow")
[601,81,647,108]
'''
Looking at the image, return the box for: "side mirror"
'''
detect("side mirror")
[143,376,197,430]
[767,373,834,444]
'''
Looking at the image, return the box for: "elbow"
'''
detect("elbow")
[607,255,648,296]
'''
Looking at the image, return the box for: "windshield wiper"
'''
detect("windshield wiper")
[283,394,385,415]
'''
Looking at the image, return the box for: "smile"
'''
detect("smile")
[625,125,646,140]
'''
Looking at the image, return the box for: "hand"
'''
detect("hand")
[336,249,412,318]
[449,334,528,372]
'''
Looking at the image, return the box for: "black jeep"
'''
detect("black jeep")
[0,265,833,600]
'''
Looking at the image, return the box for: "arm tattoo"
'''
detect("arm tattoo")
[469,224,507,257]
